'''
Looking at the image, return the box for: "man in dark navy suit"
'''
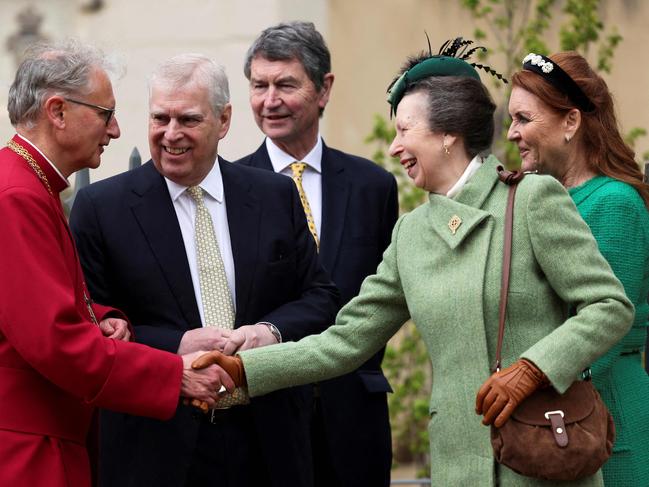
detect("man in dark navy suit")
[70,53,338,487]
[236,21,398,487]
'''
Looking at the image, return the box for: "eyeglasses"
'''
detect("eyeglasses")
[64,97,116,126]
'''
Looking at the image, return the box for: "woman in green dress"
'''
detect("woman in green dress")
[508,51,649,486]
[195,41,634,486]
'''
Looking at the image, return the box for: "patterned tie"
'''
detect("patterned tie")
[186,186,249,408]
[290,162,319,249]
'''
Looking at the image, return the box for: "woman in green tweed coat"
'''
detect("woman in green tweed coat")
[509,51,649,486]
[196,46,633,486]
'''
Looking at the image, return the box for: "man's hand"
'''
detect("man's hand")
[180,351,235,411]
[187,351,247,413]
[475,359,549,428]
[99,317,131,341]
[177,327,232,355]
[192,350,247,388]
[222,324,277,355]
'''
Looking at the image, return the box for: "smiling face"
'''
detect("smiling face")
[507,86,571,177]
[148,80,231,186]
[248,56,332,155]
[62,68,120,174]
[388,91,451,193]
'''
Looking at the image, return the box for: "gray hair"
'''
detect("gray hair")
[243,21,330,91]
[405,76,496,158]
[7,39,121,128]
[149,54,230,116]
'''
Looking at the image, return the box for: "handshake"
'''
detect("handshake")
[181,350,248,413]
[179,324,271,411]
[181,351,246,412]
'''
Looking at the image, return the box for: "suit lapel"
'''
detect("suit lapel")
[130,162,201,327]
[426,194,491,249]
[221,158,261,324]
[426,156,501,249]
[320,143,349,271]
[247,141,348,269]
[246,142,274,170]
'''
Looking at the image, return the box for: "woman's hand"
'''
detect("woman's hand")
[475,359,548,427]
[179,351,236,411]
[187,351,247,412]
[192,350,247,387]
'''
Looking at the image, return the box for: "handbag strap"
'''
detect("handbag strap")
[493,166,526,373]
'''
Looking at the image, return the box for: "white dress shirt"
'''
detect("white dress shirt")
[446,155,483,199]
[265,136,323,236]
[165,159,236,327]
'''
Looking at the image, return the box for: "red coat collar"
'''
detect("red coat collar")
[10,134,69,195]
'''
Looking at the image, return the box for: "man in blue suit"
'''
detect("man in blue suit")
[236,21,398,487]
[70,54,339,487]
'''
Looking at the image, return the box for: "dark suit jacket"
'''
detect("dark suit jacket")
[69,159,339,487]
[236,141,398,486]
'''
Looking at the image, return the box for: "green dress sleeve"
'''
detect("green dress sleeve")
[241,215,411,397]
[575,184,648,377]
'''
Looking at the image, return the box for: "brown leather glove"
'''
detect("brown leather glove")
[475,359,549,428]
[192,350,247,388]
[188,351,248,413]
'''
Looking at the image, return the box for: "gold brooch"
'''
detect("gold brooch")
[448,215,462,235]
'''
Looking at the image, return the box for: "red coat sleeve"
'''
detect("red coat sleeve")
[0,184,182,420]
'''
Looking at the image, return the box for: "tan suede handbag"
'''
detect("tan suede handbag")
[489,167,615,481]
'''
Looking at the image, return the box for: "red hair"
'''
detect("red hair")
[512,51,649,207]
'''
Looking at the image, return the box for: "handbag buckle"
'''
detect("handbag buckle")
[544,410,564,420]
[544,410,569,447]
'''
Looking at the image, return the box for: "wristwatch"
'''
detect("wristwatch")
[259,321,282,343]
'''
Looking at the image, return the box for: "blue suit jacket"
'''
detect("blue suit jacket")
[69,159,339,487]
[236,141,398,486]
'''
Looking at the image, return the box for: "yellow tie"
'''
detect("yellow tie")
[290,162,319,249]
[187,186,249,408]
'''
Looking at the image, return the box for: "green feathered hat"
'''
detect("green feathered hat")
[386,36,507,117]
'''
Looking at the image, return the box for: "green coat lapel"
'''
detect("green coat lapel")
[425,156,499,249]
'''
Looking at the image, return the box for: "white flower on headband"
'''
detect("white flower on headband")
[523,53,536,64]
[523,52,554,73]
[541,62,554,73]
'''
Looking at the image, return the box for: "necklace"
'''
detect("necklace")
[6,139,100,328]
[6,139,54,196]
[5,140,102,329]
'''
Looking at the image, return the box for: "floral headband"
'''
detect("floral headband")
[522,53,595,112]
[386,37,507,117]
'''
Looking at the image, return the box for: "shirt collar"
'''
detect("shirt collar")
[165,157,224,203]
[16,133,70,188]
[446,155,483,199]
[265,136,323,173]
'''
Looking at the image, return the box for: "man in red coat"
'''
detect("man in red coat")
[0,40,233,487]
